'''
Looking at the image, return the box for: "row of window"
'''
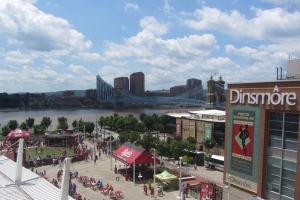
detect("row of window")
[266,112,298,199]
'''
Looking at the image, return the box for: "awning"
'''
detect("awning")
[155,170,178,182]
[135,152,160,165]
[113,142,160,165]
[113,142,144,165]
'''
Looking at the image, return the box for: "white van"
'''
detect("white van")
[205,155,224,171]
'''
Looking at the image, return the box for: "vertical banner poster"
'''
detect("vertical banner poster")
[231,110,255,176]
[189,120,195,138]
[204,123,212,140]
[200,182,215,200]
[176,118,182,136]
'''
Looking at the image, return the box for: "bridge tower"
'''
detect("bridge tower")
[206,75,226,108]
[206,75,217,107]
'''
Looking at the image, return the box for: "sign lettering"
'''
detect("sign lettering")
[230,85,296,106]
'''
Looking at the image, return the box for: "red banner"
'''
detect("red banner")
[200,182,215,200]
[176,118,182,136]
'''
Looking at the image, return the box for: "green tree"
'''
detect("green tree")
[8,120,18,130]
[143,115,152,130]
[156,140,170,159]
[139,113,146,122]
[20,122,29,131]
[187,137,197,144]
[99,116,105,129]
[119,131,130,144]
[134,122,146,132]
[140,133,155,152]
[1,125,11,136]
[203,138,216,153]
[33,124,46,140]
[25,117,35,129]
[72,119,78,129]
[128,131,141,143]
[41,117,52,131]
[57,116,69,129]
[84,122,95,134]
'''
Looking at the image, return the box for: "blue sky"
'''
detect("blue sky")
[0,0,300,93]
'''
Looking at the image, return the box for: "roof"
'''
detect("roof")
[113,142,159,165]
[0,155,73,200]
[188,109,225,116]
[211,155,224,161]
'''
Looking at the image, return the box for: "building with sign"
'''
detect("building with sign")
[224,80,300,200]
[165,109,225,154]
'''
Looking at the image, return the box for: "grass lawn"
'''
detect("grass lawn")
[26,146,75,160]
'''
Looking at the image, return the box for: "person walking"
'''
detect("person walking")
[94,156,97,165]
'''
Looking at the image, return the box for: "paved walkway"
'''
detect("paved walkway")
[36,136,224,200]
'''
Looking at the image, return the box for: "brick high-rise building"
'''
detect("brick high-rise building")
[130,72,145,96]
[114,77,129,100]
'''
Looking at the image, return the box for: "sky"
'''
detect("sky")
[0,0,300,93]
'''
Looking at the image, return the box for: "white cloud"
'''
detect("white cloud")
[4,50,33,66]
[163,0,174,13]
[124,3,139,10]
[43,58,64,66]
[0,0,92,52]
[111,60,129,66]
[68,64,91,75]
[31,50,70,59]
[139,16,169,37]
[72,52,106,62]
[182,6,300,41]
[98,66,129,85]
[261,0,300,6]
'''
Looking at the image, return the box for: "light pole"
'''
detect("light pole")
[178,157,183,200]
[153,149,156,199]
[226,174,231,200]
[110,134,112,170]
[133,141,136,185]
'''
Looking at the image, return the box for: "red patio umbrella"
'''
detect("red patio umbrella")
[6,129,32,139]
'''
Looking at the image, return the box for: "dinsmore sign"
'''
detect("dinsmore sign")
[230,85,296,106]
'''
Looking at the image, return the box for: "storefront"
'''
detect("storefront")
[224,80,300,200]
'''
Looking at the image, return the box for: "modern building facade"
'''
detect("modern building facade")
[130,72,145,96]
[96,75,113,101]
[224,80,300,200]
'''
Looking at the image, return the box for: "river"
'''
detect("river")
[0,108,200,128]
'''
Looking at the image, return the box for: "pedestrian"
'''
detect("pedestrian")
[194,163,197,170]
[94,156,97,165]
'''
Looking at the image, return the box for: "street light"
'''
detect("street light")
[153,149,156,199]
[177,157,183,200]
[133,141,136,185]
[225,174,231,200]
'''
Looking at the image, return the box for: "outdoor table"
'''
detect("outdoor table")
[74,193,82,200]
[115,191,124,198]
[101,187,110,195]
[79,176,88,183]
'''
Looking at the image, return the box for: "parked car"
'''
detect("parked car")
[105,136,115,141]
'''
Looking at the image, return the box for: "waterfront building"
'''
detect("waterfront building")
[130,72,145,96]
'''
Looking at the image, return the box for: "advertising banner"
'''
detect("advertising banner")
[189,120,195,138]
[200,182,215,200]
[176,118,182,136]
[204,123,212,140]
[231,110,255,176]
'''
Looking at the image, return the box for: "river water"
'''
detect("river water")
[0,108,199,128]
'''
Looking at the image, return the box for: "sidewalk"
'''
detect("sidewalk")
[36,140,181,200]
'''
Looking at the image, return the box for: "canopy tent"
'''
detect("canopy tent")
[113,142,160,181]
[155,170,178,182]
[2,129,34,149]
[113,142,160,165]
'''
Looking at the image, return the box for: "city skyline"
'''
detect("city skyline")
[0,0,299,93]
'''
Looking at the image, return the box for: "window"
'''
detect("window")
[266,112,298,199]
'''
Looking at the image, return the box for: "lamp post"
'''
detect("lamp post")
[178,157,183,199]
[110,134,112,170]
[133,141,136,185]
[153,149,156,199]
[226,174,231,200]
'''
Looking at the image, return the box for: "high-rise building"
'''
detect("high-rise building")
[170,85,186,96]
[96,75,113,101]
[130,72,145,96]
[114,77,129,100]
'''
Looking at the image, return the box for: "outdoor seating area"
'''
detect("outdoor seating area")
[77,175,124,199]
